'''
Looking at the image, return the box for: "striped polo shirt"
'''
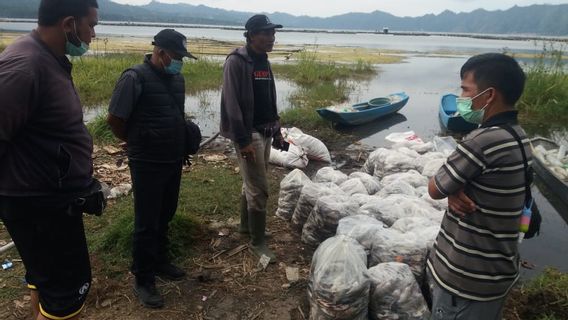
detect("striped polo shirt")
[427,111,532,301]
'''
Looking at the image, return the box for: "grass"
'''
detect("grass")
[517,46,568,134]
[86,161,278,277]
[72,53,223,108]
[272,49,375,86]
[505,268,568,320]
[86,112,118,145]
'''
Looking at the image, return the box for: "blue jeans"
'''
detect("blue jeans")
[430,280,506,320]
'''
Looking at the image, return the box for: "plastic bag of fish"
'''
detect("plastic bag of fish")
[308,235,370,320]
[368,262,431,320]
[302,195,360,247]
[275,169,312,221]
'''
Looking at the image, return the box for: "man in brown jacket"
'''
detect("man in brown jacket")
[220,14,284,263]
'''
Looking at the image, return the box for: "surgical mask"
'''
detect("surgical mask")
[65,21,89,57]
[456,88,491,124]
[163,53,183,74]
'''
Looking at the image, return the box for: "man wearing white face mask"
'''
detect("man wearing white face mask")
[426,53,532,319]
[107,29,197,308]
[0,1,98,319]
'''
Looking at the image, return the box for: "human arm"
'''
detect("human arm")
[107,70,140,142]
[428,137,486,215]
[221,55,252,149]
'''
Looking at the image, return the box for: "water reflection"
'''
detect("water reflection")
[183,78,298,137]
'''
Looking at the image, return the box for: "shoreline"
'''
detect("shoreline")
[2,18,568,42]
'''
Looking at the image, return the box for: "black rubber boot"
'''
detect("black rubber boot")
[248,210,276,263]
[239,195,272,238]
[238,194,249,234]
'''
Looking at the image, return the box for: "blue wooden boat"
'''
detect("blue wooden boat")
[316,92,409,126]
[438,93,478,133]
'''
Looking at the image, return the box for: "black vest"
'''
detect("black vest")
[126,61,186,162]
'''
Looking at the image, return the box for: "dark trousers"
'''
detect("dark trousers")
[129,160,183,285]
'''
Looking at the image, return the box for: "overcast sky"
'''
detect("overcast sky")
[110,0,568,17]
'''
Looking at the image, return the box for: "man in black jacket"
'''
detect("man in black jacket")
[0,1,98,319]
[107,29,197,308]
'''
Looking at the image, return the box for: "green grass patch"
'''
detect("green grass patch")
[518,47,568,134]
[86,112,117,145]
[88,162,249,276]
[506,268,568,320]
[273,50,375,86]
[72,53,223,108]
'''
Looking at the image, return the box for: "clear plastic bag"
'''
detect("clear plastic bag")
[413,152,446,172]
[421,158,446,178]
[275,169,312,221]
[381,170,428,188]
[349,172,382,195]
[390,217,437,233]
[377,180,416,198]
[391,141,434,154]
[368,262,431,320]
[361,148,391,176]
[308,235,370,320]
[313,167,349,185]
[302,195,360,247]
[360,195,444,226]
[350,194,376,207]
[339,178,369,196]
[433,136,457,156]
[369,228,429,281]
[336,215,385,252]
[291,182,343,233]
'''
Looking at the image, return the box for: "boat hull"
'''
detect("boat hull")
[438,94,478,133]
[531,137,568,207]
[316,92,409,126]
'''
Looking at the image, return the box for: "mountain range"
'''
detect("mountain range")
[1,0,568,36]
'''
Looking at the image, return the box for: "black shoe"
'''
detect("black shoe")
[134,282,164,309]
[156,263,186,281]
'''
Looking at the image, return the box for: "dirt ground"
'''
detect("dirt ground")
[0,137,368,320]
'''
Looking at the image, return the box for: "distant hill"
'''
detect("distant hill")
[1,0,567,36]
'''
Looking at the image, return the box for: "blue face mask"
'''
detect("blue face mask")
[164,53,183,74]
[65,21,89,57]
[456,88,491,124]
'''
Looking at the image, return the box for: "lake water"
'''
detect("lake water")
[1,21,563,55]
[3,21,566,276]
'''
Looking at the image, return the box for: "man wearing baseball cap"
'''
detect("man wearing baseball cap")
[107,29,197,308]
[220,15,284,264]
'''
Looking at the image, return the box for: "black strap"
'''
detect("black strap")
[498,124,532,204]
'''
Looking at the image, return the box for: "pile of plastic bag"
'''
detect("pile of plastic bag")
[274,131,458,319]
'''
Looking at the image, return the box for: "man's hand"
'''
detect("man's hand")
[240,144,256,162]
[448,189,476,217]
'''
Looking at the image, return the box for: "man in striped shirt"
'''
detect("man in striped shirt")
[427,53,530,320]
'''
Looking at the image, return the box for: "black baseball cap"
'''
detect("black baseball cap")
[245,14,283,33]
[152,29,197,60]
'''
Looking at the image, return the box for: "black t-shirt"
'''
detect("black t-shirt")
[248,46,278,127]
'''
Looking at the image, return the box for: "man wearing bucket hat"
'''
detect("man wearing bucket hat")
[107,29,197,308]
[220,14,285,263]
